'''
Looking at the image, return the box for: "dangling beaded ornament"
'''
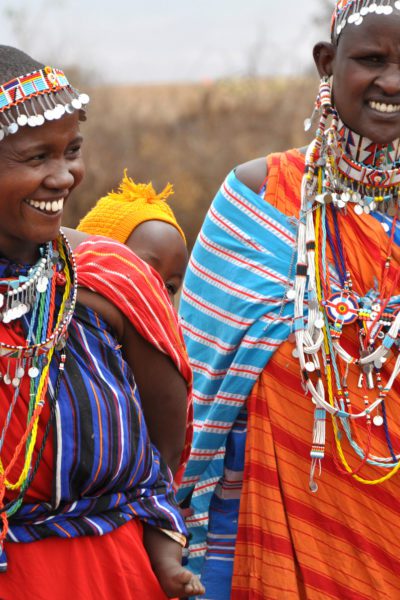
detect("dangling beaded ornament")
[0,66,89,139]
[0,232,77,560]
[293,45,400,491]
[332,0,400,41]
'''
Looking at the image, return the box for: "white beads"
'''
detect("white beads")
[373,415,384,427]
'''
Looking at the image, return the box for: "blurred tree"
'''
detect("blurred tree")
[3,0,66,50]
[313,0,335,38]
[2,0,96,86]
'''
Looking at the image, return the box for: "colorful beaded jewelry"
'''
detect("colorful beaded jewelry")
[0,232,77,554]
[0,66,89,139]
[332,0,400,40]
[294,71,400,490]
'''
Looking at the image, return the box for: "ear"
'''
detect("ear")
[313,42,336,78]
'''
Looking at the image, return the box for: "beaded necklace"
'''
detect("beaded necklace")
[0,231,77,549]
[294,113,400,491]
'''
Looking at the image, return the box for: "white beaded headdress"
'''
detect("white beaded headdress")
[332,0,400,40]
[0,47,89,141]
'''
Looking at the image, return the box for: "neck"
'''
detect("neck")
[0,243,42,266]
[337,119,400,170]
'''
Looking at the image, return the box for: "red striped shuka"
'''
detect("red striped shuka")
[233,150,400,599]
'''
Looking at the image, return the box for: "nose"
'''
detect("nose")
[43,158,75,192]
[375,62,400,96]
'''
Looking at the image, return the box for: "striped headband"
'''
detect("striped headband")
[0,65,89,141]
[331,0,400,40]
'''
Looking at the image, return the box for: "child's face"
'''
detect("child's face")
[126,220,188,303]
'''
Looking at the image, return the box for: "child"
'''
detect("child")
[78,171,188,303]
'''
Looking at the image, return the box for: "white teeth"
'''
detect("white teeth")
[26,198,64,213]
[369,100,400,113]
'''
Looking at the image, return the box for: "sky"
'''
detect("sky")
[0,0,333,84]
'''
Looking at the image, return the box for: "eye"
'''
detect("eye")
[28,152,47,162]
[166,282,177,296]
[357,55,385,64]
[67,144,82,157]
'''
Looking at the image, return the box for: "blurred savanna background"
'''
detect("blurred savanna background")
[2,0,334,249]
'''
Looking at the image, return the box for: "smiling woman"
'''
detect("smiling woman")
[178,1,400,599]
[315,9,400,144]
[0,45,204,600]
[0,114,84,262]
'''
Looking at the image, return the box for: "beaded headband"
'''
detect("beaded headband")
[331,0,400,40]
[0,65,89,141]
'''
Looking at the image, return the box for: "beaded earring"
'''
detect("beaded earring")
[304,76,333,132]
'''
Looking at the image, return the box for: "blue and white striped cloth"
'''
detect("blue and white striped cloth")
[177,169,297,578]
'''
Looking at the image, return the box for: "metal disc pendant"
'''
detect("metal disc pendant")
[12,377,20,388]
[28,366,39,378]
[17,114,28,126]
[37,276,49,293]
[44,109,54,121]
[79,93,90,105]
[7,122,19,135]
[354,204,364,215]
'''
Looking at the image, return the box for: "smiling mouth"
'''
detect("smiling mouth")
[368,100,400,114]
[25,198,65,214]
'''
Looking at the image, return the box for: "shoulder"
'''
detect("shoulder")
[235,157,268,193]
[62,226,91,251]
[63,227,126,339]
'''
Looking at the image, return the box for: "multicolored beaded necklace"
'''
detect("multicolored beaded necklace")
[0,231,77,554]
[294,103,400,491]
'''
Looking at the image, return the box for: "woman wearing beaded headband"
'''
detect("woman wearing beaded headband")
[0,45,204,599]
[178,2,400,599]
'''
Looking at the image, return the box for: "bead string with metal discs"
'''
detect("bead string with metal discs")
[294,102,400,491]
[312,120,400,219]
[0,66,89,141]
[0,231,77,545]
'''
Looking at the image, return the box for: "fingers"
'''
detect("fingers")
[183,574,205,596]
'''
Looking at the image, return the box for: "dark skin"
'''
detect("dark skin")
[236,12,400,190]
[125,220,188,305]
[1,115,204,598]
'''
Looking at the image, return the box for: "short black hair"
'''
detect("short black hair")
[0,45,44,83]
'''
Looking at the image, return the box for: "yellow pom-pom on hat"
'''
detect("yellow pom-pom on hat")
[78,169,186,244]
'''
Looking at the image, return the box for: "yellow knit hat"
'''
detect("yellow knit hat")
[77,170,186,244]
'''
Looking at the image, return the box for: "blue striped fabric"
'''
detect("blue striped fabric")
[177,169,297,577]
[3,303,186,567]
[178,166,400,598]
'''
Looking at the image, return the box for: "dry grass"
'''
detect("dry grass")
[63,76,318,249]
